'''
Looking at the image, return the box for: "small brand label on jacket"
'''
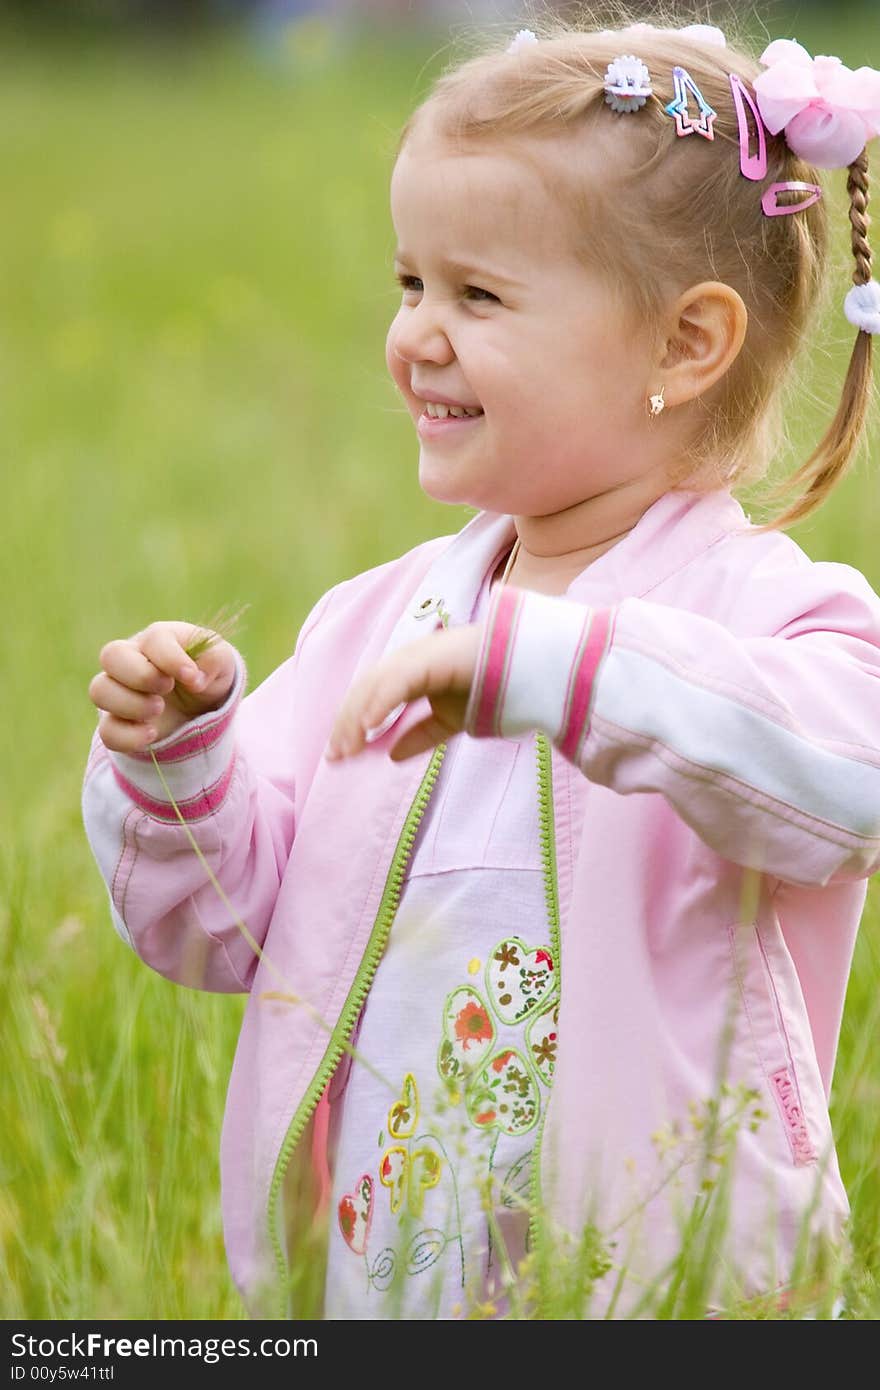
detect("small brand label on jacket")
[770,1067,816,1166]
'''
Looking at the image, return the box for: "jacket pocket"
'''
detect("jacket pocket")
[726,921,818,1167]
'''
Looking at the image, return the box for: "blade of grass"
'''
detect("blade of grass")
[147,654,395,1097]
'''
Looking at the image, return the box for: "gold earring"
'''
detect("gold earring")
[648,385,666,417]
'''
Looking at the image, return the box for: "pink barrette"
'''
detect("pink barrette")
[732,55,880,331]
[761,181,823,216]
[729,71,822,216]
[729,73,766,178]
[753,39,880,169]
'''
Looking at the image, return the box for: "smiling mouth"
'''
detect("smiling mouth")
[421,402,484,419]
[417,408,484,435]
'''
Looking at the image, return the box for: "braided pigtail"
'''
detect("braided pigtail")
[759,148,876,530]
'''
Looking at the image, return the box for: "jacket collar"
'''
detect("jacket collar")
[566,485,749,606]
[365,488,748,742]
[364,508,514,741]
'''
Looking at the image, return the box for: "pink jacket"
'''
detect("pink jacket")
[82,488,880,1317]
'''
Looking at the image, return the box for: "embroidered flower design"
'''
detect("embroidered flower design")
[466,1049,540,1135]
[387,1073,418,1138]
[531,1034,557,1069]
[439,988,495,1080]
[380,1144,443,1217]
[454,999,493,1048]
[526,1000,559,1087]
[488,936,555,1024]
[437,937,560,1135]
[339,1197,356,1239]
[389,1100,411,1132]
[337,1174,373,1255]
[377,1075,445,1220]
[494,941,521,969]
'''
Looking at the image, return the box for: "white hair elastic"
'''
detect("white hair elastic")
[844,280,880,335]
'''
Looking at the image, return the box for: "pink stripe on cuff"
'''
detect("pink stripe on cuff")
[492,589,525,735]
[558,609,594,749]
[559,607,614,762]
[128,700,238,765]
[111,753,236,823]
[470,586,524,738]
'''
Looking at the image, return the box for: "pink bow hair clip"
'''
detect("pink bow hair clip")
[753,39,880,168]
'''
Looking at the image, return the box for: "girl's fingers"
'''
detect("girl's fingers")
[342,652,428,749]
[91,623,236,757]
[88,671,166,722]
[357,636,458,727]
[99,624,214,693]
[97,711,162,755]
[360,629,477,729]
[136,624,211,689]
[325,680,377,759]
[327,645,457,759]
[98,638,178,694]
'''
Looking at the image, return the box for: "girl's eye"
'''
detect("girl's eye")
[394,273,498,304]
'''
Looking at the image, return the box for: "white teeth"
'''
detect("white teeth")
[424,401,483,418]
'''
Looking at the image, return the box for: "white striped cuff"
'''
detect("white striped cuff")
[465,585,615,757]
[108,650,247,823]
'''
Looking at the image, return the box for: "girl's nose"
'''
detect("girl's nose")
[391,300,455,366]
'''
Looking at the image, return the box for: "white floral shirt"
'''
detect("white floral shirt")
[324,575,559,1319]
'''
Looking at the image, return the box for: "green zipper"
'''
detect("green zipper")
[266,741,448,1316]
[529,730,562,1257]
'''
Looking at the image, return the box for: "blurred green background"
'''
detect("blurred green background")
[1,0,879,1318]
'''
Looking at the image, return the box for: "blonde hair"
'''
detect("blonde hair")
[394,3,876,531]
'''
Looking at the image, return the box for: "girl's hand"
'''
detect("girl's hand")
[326,623,482,763]
[89,621,237,754]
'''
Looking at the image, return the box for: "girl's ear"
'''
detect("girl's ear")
[657,280,748,406]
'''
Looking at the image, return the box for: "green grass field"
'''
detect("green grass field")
[1,7,879,1318]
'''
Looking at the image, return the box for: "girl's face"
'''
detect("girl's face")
[386,126,663,517]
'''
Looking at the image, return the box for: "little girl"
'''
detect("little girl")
[83,17,880,1319]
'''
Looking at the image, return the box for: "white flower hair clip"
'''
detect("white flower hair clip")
[507,29,538,55]
[604,54,653,113]
[599,23,726,47]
